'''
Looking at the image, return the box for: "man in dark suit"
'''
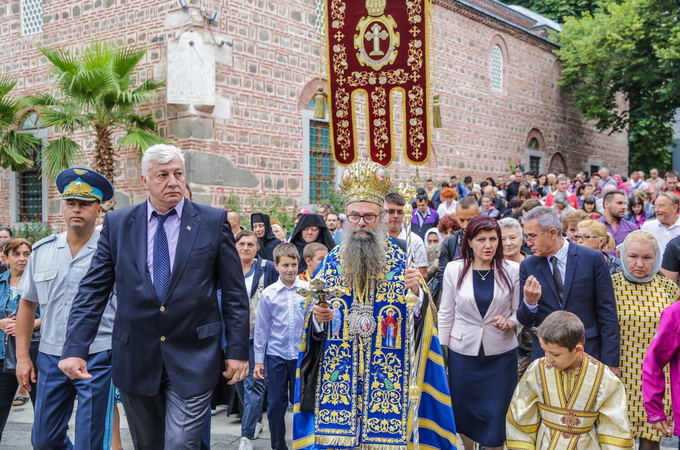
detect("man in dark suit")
[518,207,620,371]
[58,144,249,448]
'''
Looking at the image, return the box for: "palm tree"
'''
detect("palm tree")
[0,76,41,172]
[29,41,170,182]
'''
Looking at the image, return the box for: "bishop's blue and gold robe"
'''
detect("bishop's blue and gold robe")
[293,237,457,450]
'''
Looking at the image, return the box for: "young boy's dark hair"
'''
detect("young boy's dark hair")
[302,242,326,262]
[273,242,299,264]
[536,311,585,351]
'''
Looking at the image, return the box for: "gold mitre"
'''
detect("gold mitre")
[366,0,386,17]
[339,161,392,206]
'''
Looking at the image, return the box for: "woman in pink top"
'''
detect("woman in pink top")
[642,300,680,443]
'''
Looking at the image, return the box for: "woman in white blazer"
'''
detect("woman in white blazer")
[439,215,520,450]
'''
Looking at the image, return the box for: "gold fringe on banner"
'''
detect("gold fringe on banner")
[313,85,327,119]
[432,93,442,128]
[316,435,357,448]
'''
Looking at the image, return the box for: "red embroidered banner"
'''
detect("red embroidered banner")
[325,0,431,166]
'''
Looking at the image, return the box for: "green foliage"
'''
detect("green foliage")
[12,219,55,244]
[509,0,597,22]
[0,76,41,172]
[28,41,171,180]
[556,0,680,172]
[250,195,297,233]
[222,193,241,214]
[222,193,298,233]
[326,183,346,215]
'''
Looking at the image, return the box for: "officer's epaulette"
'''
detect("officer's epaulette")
[31,234,57,250]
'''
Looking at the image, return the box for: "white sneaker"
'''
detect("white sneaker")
[239,437,254,450]
[254,421,264,438]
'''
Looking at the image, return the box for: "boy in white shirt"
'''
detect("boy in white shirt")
[254,243,307,450]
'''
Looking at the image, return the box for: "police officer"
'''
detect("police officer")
[14,168,116,449]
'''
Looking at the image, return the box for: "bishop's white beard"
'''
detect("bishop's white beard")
[340,222,387,293]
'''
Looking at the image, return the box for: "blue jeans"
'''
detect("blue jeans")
[235,339,266,439]
[266,355,296,450]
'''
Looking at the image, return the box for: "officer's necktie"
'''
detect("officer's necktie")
[549,255,564,306]
[153,209,176,303]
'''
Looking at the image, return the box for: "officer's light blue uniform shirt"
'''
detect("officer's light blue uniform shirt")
[18,230,116,356]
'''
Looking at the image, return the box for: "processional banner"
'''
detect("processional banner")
[325,0,431,166]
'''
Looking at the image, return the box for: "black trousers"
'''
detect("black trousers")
[0,359,36,442]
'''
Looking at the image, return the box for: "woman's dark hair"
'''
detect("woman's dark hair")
[508,198,524,209]
[582,195,596,207]
[627,194,644,216]
[0,227,12,238]
[456,215,512,292]
[576,184,587,197]
[537,174,547,186]
[485,177,496,187]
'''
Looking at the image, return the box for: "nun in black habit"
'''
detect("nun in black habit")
[288,213,336,274]
[251,213,281,261]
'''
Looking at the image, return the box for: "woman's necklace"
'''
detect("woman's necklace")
[474,269,492,281]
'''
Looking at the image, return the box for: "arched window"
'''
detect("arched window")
[12,113,45,223]
[490,45,504,92]
[301,85,334,206]
[526,134,545,175]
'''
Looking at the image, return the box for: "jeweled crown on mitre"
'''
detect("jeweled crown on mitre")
[339,161,392,206]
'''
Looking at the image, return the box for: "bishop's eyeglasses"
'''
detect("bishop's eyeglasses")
[346,213,381,223]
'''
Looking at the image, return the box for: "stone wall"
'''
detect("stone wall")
[0,0,628,229]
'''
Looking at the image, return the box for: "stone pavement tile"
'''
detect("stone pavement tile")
[5,402,678,449]
[4,402,292,449]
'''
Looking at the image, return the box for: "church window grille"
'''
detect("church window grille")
[491,45,503,92]
[21,0,43,35]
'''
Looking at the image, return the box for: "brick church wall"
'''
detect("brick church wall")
[0,0,628,229]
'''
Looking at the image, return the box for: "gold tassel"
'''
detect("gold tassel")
[313,86,327,119]
[432,93,442,128]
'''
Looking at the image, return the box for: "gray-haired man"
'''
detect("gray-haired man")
[517,207,619,371]
[59,144,250,448]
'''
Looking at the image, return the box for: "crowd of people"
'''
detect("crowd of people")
[0,154,679,450]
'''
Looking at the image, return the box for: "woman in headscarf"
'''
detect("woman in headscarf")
[424,228,443,280]
[288,213,336,274]
[613,173,630,196]
[251,213,281,261]
[612,231,679,450]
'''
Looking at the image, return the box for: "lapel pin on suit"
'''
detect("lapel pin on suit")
[186,226,191,231]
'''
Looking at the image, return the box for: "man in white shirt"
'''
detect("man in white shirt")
[384,192,429,280]
[627,171,650,196]
[641,191,680,256]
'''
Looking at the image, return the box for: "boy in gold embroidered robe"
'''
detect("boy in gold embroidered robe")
[507,311,633,450]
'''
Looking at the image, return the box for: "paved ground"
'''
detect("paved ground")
[2,401,289,449]
[2,401,679,449]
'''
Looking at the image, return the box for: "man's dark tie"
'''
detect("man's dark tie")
[153,209,176,303]
[550,255,564,305]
